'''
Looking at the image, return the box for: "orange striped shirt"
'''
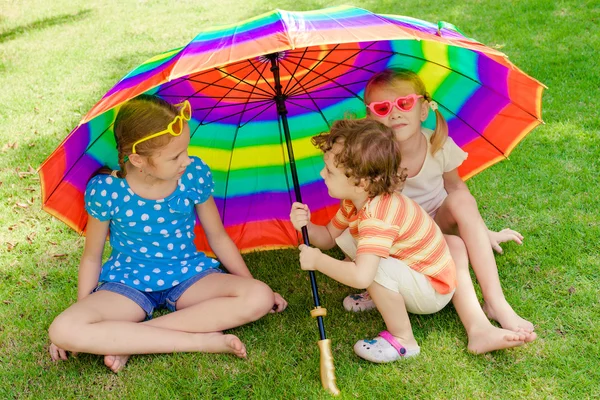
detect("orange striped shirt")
[331,193,456,294]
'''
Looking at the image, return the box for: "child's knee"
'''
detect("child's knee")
[48,313,82,350]
[245,280,275,318]
[445,235,466,254]
[445,235,468,267]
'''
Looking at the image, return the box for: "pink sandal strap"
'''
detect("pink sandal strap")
[378,330,407,356]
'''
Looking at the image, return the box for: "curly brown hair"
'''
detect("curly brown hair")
[312,119,407,197]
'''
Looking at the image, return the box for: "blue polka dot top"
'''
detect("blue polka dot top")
[84,156,220,292]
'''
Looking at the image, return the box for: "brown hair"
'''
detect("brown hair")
[312,119,407,197]
[113,95,180,178]
[364,68,448,155]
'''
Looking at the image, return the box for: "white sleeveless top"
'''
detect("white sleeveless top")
[401,129,468,216]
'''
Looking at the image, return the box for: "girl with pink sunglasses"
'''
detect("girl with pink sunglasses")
[338,68,536,355]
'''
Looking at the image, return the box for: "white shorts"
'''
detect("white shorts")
[335,229,454,315]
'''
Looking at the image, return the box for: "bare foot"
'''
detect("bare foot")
[467,326,525,354]
[223,334,247,358]
[104,355,130,373]
[483,301,535,334]
[199,332,247,358]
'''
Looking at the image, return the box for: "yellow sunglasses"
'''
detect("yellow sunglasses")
[131,100,192,154]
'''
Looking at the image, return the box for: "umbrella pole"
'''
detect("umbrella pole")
[268,54,340,396]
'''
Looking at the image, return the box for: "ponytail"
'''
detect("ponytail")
[424,93,448,155]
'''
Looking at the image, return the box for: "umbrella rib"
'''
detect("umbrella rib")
[42,122,117,202]
[290,95,367,100]
[238,101,277,128]
[282,44,343,96]
[275,117,297,214]
[282,47,309,94]
[209,56,275,96]
[246,57,278,95]
[197,63,275,125]
[192,98,272,111]
[359,47,543,125]
[282,98,323,114]
[287,53,400,98]
[207,59,276,100]
[214,58,276,99]
[199,100,273,126]
[183,80,274,99]
[160,60,274,99]
[277,63,335,128]
[285,49,370,99]
[284,43,385,97]
[434,99,509,158]
[288,46,537,157]
[158,74,273,103]
[220,77,264,225]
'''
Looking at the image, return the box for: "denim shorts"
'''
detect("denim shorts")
[94,268,223,319]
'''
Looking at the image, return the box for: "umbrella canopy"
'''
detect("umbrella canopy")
[39,5,544,254]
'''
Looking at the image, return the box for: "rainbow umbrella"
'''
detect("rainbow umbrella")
[39,6,544,394]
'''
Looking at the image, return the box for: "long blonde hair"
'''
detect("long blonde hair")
[113,95,180,178]
[364,68,448,155]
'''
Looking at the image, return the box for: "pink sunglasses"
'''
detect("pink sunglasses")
[366,94,424,117]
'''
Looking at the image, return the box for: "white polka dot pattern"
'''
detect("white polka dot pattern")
[83,156,219,292]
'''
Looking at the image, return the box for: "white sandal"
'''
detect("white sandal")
[343,291,376,312]
[354,331,420,363]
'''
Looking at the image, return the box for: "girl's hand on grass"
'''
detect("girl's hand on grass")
[289,202,310,231]
[298,244,322,271]
[488,228,524,254]
[49,342,76,361]
[271,292,288,313]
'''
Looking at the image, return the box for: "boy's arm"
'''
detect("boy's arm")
[78,216,109,300]
[299,245,379,289]
[302,221,345,250]
[290,202,345,250]
[196,198,252,278]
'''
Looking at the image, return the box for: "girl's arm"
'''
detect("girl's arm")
[299,244,379,289]
[443,169,524,252]
[442,168,469,194]
[290,202,345,250]
[195,197,252,278]
[78,216,109,300]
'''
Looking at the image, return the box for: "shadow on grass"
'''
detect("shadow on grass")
[0,9,93,43]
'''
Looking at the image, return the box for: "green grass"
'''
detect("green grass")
[1,0,599,398]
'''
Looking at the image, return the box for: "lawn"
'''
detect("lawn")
[1,0,599,398]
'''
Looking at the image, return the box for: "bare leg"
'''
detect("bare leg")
[102,274,273,370]
[367,282,419,351]
[143,274,275,333]
[49,291,249,358]
[49,274,274,364]
[435,191,535,334]
[445,235,529,353]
